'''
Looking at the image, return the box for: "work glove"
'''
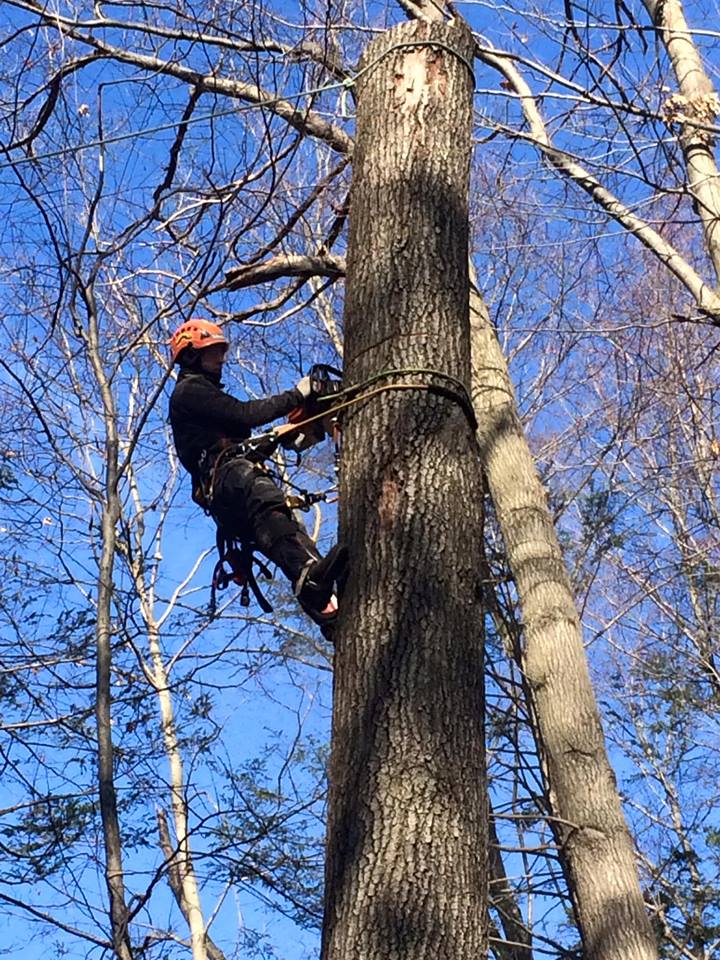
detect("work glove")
[296,375,314,399]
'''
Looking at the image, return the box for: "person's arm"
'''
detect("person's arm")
[224,387,304,429]
[183,376,303,431]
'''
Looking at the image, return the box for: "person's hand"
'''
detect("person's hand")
[296,375,313,399]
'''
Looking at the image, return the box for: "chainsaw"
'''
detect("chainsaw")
[279,363,343,453]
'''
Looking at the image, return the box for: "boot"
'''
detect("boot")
[293,543,348,623]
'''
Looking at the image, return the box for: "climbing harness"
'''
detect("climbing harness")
[209,529,273,617]
[195,440,334,518]
[198,438,334,617]
[195,438,275,512]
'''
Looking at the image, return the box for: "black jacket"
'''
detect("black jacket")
[169,369,302,479]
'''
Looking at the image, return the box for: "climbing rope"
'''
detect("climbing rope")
[270,367,478,445]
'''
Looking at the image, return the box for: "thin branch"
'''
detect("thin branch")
[10,55,102,152]
[0,890,111,948]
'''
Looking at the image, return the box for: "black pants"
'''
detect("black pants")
[211,457,318,583]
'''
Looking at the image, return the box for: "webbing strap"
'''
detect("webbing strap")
[209,529,273,616]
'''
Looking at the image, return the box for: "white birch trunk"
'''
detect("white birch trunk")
[147,622,208,960]
[643,0,720,283]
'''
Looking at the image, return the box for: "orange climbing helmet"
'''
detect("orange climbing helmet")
[170,319,228,364]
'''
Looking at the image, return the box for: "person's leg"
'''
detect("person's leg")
[255,508,320,583]
[213,458,345,614]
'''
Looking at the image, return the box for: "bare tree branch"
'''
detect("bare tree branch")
[0,890,112,949]
[8,54,102,152]
[5,0,354,157]
[473,41,720,319]
[225,253,345,291]
[643,0,720,282]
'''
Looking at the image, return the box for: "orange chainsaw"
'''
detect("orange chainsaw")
[280,363,343,453]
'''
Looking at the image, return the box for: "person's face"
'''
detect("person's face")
[199,343,227,376]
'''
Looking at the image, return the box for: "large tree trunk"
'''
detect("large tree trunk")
[322,19,487,960]
[469,276,658,960]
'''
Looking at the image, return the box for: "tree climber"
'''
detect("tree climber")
[169,319,346,625]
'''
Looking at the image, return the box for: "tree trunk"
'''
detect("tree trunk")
[96,497,134,960]
[88,282,134,960]
[643,0,720,284]
[147,622,208,960]
[469,275,658,960]
[322,20,487,960]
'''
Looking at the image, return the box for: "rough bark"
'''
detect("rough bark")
[323,20,487,960]
[469,274,658,960]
